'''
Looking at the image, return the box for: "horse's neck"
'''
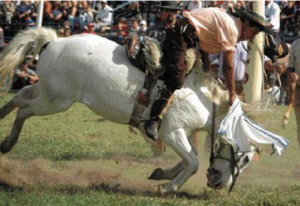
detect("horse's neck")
[182,69,230,120]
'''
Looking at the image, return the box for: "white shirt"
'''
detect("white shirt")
[95,4,113,24]
[265,0,280,32]
[187,1,203,11]
[288,38,300,75]
[210,41,248,82]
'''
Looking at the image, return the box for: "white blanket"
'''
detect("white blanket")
[218,98,289,155]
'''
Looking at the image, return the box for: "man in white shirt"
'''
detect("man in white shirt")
[95,0,113,30]
[209,41,248,101]
[187,1,203,11]
[265,0,281,33]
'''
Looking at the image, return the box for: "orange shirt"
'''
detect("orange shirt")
[183,8,242,53]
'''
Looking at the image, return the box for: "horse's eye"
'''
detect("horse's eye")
[243,156,250,164]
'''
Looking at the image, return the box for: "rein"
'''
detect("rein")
[208,99,240,195]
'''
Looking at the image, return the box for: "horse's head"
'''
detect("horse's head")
[206,140,257,191]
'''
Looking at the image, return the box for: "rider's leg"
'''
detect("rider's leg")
[144,26,187,141]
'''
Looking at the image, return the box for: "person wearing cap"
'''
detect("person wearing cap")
[138,20,147,36]
[144,5,275,141]
[143,1,196,141]
[95,0,113,31]
[82,23,96,34]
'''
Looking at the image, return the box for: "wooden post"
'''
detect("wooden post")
[244,1,265,103]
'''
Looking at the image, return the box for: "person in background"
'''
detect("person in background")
[106,17,128,45]
[24,14,35,28]
[2,1,16,24]
[280,0,297,35]
[81,22,96,34]
[138,19,147,36]
[95,0,113,31]
[209,41,249,102]
[129,19,140,36]
[0,26,6,51]
[12,60,38,90]
[187,0,203,11]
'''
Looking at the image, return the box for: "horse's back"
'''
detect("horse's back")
[36,34,144,122]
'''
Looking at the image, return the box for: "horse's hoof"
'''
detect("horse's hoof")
[156,184,167,195]
[148,168,164,180]
[0,141,12,154]
[156,184,177,195]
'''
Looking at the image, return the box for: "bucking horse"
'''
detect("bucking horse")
[0,28,288,194]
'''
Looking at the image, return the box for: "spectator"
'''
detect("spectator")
[43,1,53,23]
[12,60,38,90]
[265,0,281,34]
[58,20,72,37]
[279,0,288,10]
[83,4,94,24]
[24,14,35,28]
[127,1,142,22]
[69,10,86,32]
[82,22,96,34]
[52,2,63,23]
[95,0,113,31]
[129,19,140,36]
[138,19,147,36]
[236,1,247,10]
[2,1,16,24]
[209,41,249,101]
[107,17,128,45]
[280,0,297,35]
[16,1,33,22]
[187,1,203,11]
[0,26,6,51]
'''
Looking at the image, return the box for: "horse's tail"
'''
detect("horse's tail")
[0,27,57,97]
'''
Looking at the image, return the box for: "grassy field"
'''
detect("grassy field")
[0,93,299,206]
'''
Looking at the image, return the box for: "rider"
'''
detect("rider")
[144,6,275,141]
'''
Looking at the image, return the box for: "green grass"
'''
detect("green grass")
[0,92,299,205]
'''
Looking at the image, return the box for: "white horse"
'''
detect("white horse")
[0,28,265,194]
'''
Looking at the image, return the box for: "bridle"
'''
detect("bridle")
[208,101,243,194]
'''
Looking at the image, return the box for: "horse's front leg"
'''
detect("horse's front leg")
[154,128,199,194]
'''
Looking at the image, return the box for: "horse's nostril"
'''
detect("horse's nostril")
[206,167,221,180]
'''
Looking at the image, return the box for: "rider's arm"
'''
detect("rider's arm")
[222,50,236,105]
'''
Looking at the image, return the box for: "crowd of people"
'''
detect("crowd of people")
[0,1,299,44]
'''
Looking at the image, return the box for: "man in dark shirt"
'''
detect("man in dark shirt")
[143,2,196,141]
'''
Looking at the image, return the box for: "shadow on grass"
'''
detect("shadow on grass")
[0,181,211,200]
[58,183,211,200]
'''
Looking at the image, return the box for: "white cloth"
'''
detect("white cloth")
[218,98,289,155]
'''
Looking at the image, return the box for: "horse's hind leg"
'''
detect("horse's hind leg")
[0,85,74,154]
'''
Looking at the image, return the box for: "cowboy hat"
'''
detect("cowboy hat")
[230,7,274,35]
[157,1,184,11]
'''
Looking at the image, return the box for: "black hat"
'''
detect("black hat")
[230,7,274,35]
[157,1,184,11]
